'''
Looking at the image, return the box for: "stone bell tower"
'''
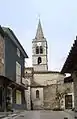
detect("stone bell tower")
[32,19,48,71]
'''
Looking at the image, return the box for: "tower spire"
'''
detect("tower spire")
[35,19,44,40]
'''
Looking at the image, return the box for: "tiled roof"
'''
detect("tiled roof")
[61,37,77,73]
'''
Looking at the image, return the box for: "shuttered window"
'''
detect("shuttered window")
[16,61,21,84]
[16,90,21,104]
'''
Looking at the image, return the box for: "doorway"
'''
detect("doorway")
[0,87,2,109]
[65,95,72,109]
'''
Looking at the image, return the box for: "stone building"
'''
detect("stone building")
[24,67,33,110]
[61,37,77,117]
[25,20,74,110]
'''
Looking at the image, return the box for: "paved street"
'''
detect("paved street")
[13,110,74,119]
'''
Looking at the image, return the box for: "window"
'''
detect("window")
[17,48,20,57]
[38,57,42,64]
[36,46,39,54]
[16,90,21,104]
[16,62,21,84]
[40,46,43,54]
[36,90,39,98]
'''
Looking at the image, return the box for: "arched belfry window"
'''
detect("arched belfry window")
[40,46,43,54]
[36,46,39,54]
[38,57,42,64]
[36,90,39,98]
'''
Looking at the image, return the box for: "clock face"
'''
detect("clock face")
[37,42,41,46]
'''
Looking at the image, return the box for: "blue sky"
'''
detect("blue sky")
[0,0,77,71]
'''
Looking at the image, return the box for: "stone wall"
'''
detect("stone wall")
[25,70,74,110]
[31,88,44,109]
[24,68,33,110]
[33,65,47,71]
[25,86,31,110]
[33,72,64,86]
[43,85,56,109]
[43,83,74,110]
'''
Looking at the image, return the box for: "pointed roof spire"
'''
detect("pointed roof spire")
[35,19,44,40]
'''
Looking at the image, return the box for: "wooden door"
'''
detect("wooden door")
[65,95,72,109]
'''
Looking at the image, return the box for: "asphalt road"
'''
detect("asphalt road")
[13,110,74,119]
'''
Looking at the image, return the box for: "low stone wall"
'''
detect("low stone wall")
[43,83,74,110]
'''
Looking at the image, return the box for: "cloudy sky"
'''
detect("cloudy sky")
[0,0,77,71]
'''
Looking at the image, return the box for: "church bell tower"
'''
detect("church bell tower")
[32,19,48,71]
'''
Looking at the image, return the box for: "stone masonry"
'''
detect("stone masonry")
[72,72,77,111]
[43,82,74,110]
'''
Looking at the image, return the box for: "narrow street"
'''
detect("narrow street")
[13,110,74,119]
